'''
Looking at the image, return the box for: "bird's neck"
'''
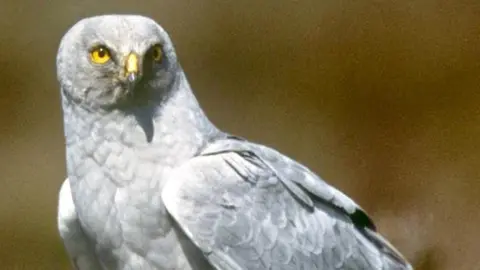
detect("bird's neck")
[62,71,220,187]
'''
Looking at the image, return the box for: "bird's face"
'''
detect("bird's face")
[57,15,178,110]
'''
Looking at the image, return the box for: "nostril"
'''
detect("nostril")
[127,73,137,84]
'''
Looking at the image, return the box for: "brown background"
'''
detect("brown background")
[0,1,479,269]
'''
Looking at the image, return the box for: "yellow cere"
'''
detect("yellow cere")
[152,45,163,62]
[90,46,111,64]
[126,53,139,74]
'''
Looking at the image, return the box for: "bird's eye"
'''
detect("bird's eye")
[152,45,163,62]
[90,46,111,64]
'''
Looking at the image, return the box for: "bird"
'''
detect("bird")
[56,14,413,270]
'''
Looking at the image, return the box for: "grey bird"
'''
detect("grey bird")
[56,15,413,270]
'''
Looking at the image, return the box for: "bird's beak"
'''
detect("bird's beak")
[125,53,140,86]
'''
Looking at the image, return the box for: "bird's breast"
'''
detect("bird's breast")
[72,163,189,269]
[64,111,209,268]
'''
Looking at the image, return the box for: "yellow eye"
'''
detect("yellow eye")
[152,45,163,62]
[90,46,111,64]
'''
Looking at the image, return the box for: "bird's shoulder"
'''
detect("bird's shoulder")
[196,135,374,230]
[162,135,411,269]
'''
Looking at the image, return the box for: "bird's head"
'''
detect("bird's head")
[57,15,179,110]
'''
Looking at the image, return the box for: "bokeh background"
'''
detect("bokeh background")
[1,1,479,269]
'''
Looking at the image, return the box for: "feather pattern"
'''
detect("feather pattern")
[163,137,412,270]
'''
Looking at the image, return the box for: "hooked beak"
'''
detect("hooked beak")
[125,53,140,87]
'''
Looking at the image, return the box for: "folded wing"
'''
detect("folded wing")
[162,137,412,270]
[57,179,103,270]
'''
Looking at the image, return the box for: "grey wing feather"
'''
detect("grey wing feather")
[58,179,103,270]
[201,136,360,214]
[162,137,412,270]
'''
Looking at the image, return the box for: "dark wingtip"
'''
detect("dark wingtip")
[352,210,412,268]
[350,209,377,231]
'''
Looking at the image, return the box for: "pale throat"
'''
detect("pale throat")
[63,78,218,187]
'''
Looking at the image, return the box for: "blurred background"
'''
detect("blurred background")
[0,0,479,269]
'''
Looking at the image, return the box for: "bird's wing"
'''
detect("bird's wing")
[162,136,412,270]
[57,179,103,270]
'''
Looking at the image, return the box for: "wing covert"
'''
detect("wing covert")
[162,138,412,270]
